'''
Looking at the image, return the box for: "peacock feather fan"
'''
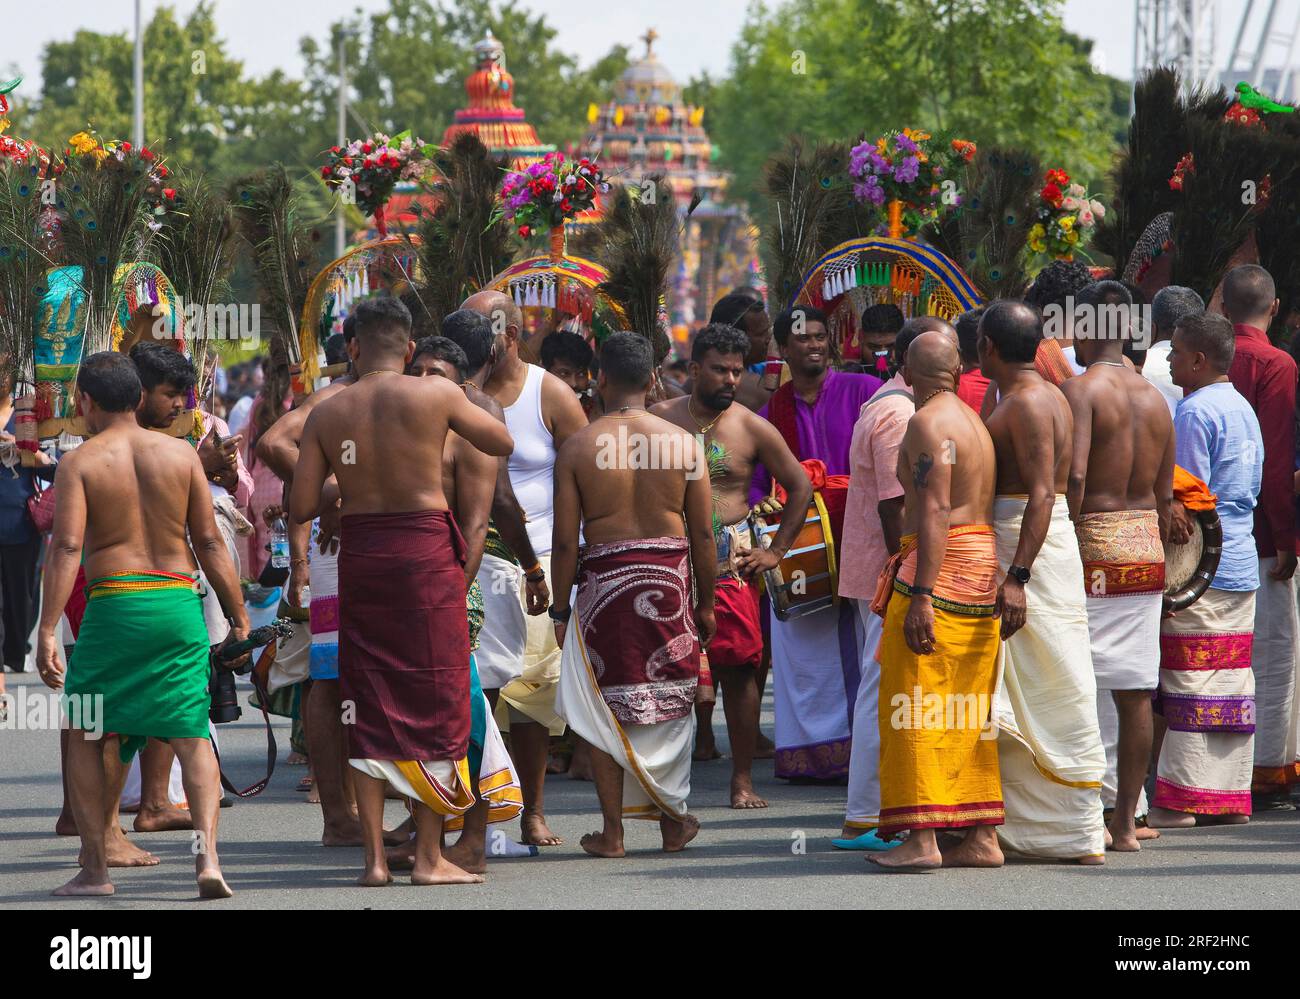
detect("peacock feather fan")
[1095,68,1230,272]
[230,165,317,367]
[759,137,849,315]
[1169,117,1290,303]
[58,149,158,354]
[1251,151,1300,341]
[154,170,238,399]
[0,159,53,386]
[403,133,514,332]
[926,146,1040,300]
[594,176,680,363]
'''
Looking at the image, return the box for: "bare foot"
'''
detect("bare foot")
[730,776,768,809]
[443,837,487,875]
[85,829,160,868]
[133,805,193,833]
[286,751,308,765]
[53,869,114,897]
[197,870,234,899]
[306,784,321,804]
[1106,821,1142,852]
[358,861,393,887]
[55,812,78,836]
[522,811,563,846]
[754,732,775,760]
[1137,826,1161,840]
[1072,854,1106,865]
[870,836,941,871]
[411,857,484,885]
[661,813,700,853]
[939,835,1003,868]
[1146,806,1196,829]
[385,841,416,871]
[321,819,365,847]
[546,751,571,775]
[382,823,410,847]
[580,830,626,858]
[693,732,722,762]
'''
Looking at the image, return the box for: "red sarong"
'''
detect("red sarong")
[338,509,471,761]
[575,536,700,725]
[710,576,763,668]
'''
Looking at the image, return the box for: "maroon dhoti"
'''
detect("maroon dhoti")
[574,537,701,724]
[338,509,471,762]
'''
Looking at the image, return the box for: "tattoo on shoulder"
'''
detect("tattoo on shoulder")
[913,452,934,489]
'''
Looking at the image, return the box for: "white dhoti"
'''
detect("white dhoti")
[844,599,883,829]
[556,608,694,822]
[1251,556,1300,792]
[474,554,527,691]
[496,554,565,734]
[994,496,1106,860]
[770,600,859,780]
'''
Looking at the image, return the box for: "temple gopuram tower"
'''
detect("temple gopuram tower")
[441,30,554,169]
[584,29,757,335]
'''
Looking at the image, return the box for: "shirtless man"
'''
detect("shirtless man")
[651,323,811,808]
[37,352,248,898]
[871,332,1003,871]
[290,297,513,887]
[461,289,587,847]
[256,321,361,846]
[551,333,716,856]
[981,300,1107,864]
[1061,281,1175,852]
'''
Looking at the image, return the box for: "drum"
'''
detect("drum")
[748,492,839,621]
[1163,507,1223,613]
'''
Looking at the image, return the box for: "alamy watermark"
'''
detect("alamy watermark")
[1042,296,1153,349]
[888,684,997,739]
[153,296,261,349]
[594,426,706,480]
[0,688,103,738]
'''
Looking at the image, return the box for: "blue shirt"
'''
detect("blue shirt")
[1174,381,1263,591]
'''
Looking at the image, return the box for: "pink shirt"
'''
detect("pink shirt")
[838,373,914,600]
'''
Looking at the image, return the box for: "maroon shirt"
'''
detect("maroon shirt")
[1228,323,1297,558]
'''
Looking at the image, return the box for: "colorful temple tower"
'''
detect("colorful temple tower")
[584,29,758,335]
[440,30,554,169]
[386,31,555,228]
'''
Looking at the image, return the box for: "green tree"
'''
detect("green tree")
[703,0,1127,217]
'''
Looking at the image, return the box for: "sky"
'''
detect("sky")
[0,0,1268,97]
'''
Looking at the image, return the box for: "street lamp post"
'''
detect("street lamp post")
[133,0,144,149]
[335,30,348,258]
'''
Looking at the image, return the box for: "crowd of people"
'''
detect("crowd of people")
[14,254,1300,895]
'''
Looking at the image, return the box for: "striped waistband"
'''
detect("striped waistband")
[86,571,197,599]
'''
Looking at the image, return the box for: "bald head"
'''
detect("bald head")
[461,289,522,339]
[905,330,961,387]
[901,315,958,351]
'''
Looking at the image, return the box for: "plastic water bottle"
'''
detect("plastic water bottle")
[270,516,290,569]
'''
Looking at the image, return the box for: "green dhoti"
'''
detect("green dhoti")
[65,571,211,761]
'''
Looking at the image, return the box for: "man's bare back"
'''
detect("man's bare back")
[303,374,470,515]
[1061,363,1174,515]
[62,426,212,580]
[560,412,702,544]
[986,378,1074,494]
[897,394,997,535]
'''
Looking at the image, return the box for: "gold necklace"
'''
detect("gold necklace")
[606,406,646,420]
[917,387,953,408]
[361,369,400,380]
[687,397,723,435]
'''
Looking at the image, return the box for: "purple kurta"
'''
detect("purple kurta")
[748,369,882,504]
[749,368,881,779]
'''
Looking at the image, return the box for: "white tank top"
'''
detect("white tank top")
[504,364,556,556]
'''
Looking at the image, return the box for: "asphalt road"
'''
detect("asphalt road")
[4,669,1300,910]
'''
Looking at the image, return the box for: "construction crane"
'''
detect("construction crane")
[1134,0,1300,103]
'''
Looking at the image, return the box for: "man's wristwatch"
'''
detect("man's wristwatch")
[1007,564,1031,585]
[548,605,572,624]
